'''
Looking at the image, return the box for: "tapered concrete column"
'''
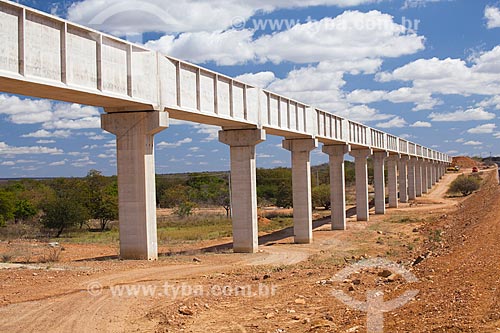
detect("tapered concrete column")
[407,157,417,200]
[350,149,373,221]
[373,151,389,214]
[101,111,168,260]
[398,156,410,203]
[434,164,440,183]
[422,161,429,193]
[387,155,400,208]
[429,162,436,187]
[415,160,423,197]
[283,138,318,244]
[427,161,433,189]
[323,145,350,230]
[219,128,266,253]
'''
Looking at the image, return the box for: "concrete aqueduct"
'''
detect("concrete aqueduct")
[0,0,451,259]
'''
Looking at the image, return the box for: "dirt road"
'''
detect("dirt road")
[1,169,499,332]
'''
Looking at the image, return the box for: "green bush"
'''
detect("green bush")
[312,184,330,209]
[447,174,481,196]
[174,202,196,218]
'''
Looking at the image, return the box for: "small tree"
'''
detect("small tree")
[312,184,331,209]
[0,190,15,224]
[448,174,481,196]
[85,170,118,231]
[13,199,38,224]
[42,199,89,237]
[174,201,196,218]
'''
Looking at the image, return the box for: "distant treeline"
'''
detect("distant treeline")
[0,161,374,236]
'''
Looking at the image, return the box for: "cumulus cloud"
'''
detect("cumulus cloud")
[22,130,72,139]
[146,30,255,66]
[429,108,496,122]
[463,140,482,146]
[254,11,424,64]
[335,105,393,123]
[49,160,67,166]
[0,142,63,155]
[0,94,101,130]
[466,123,497,134]
[410,121,432,127]
[66,0,386,36]
[235,72,277,88]
[157,137,193,149]
[71,156,97,167]
[146,11,423,67]
[375,116,407,128]
[485,5,500,29]
[376,46,500,104]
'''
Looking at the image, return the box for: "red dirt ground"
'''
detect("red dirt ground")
[0,169,499,332]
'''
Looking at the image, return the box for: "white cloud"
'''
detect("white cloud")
[335,105,393,123]
[0,94,101,129]
[1,161,16,166]
[97,153,115,159]
[375,116,407,128]
[104,140,116,148]
[466,123,497,134]
[49,160,67,166]
[157,137,193,149]
[376,47,500,108]
[21,129,71,138]
[189,147,200,152]
[347,87,441,111]
[145,10,423,67]
[494,132,500,138]
[89,135,106,140]
[71,156,96,167]
[399,133,416,140]
[254,11,424,64]
[195,124,220,142]
[0,142,63,155]
[477,95,500,110]
[67,0,389,36]
[235,71,276,88]
[402,0,453,9]
[429,108,496,122]
[146,30,255,66]
[410,121,432,127]
[36,140,56,144]
[463,140,482,146]
[446,150,459,154]
[485,6,500,29]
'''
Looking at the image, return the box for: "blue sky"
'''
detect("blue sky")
[1,0,499,177]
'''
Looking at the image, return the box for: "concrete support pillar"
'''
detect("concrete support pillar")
[219,128,266,253]
[434,164,440,183]
[398,156,409,203]
[373,151,389,214]
[283,138,318,244]
[101,111,168,260]
[407,157,417,200]
[350,149,373,221]
[427,162,433,189]
[422,161,429,193]
[429,162,436,187]
[387,155,399,208]
[323,145,350,230]
[415,160,423,197]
